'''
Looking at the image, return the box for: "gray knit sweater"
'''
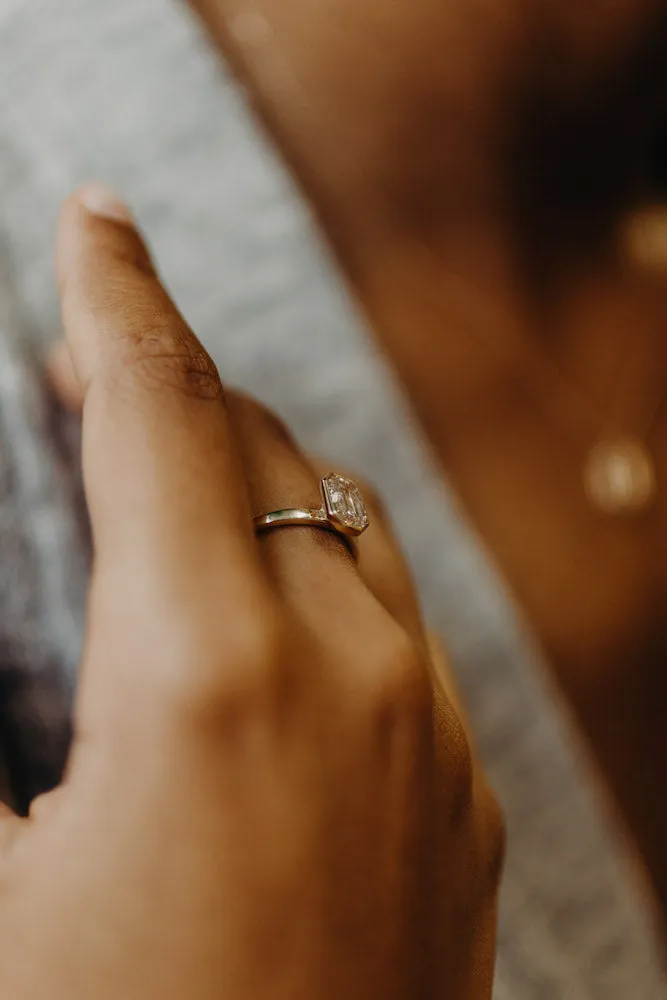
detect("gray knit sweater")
[0,0,663,994]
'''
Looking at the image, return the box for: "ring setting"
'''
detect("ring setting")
[254,473,370,543]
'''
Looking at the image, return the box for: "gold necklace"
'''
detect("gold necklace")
[582,438,656,514]
[580,206,667,514]
[429,243,667,516]
[522,350,664,516]
[536,295,665,516]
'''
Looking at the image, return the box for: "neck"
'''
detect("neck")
[343,210,539,444]
[345,206,667,452]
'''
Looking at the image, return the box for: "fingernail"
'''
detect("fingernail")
[77,181,133,224]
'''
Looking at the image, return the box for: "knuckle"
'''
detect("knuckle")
[361,626,432,727]
[219,608,288,700]
[226,391,296,449]
[112,312,223,402]
[158,600,288,724]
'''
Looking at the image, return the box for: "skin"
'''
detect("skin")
[0,184,503,999]
[185,0,667,912]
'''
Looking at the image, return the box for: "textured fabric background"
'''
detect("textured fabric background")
[0,1,663,994]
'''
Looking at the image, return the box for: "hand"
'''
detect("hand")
[0,184,502,1000]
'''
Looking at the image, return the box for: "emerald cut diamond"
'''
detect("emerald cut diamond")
[321,473,369,535]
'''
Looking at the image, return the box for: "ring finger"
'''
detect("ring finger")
[225,392,419,643]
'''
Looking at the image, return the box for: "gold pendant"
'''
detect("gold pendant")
[583,438,656,514]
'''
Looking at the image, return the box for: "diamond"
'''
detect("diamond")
[322,473,369,535]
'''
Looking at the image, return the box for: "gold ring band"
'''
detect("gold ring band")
[253,473,370,545]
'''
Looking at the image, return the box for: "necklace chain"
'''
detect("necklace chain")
[427,262,667,513]
[436,270,667,449]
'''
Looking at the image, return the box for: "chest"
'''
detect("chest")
[433,391,667,680]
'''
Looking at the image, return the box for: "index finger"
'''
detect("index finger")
[56,183,259,599]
